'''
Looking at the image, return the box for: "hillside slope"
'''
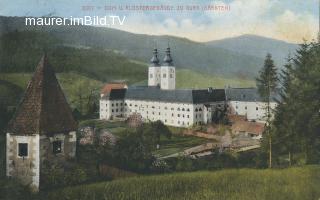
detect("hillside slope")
[207,34,298,67]
[0,30,147,83]
[1,16,268,78]
[44,166,320,200]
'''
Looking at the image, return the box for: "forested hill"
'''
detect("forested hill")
[0,30,147,83]
[206,34,298,67]
[0,15,276,78]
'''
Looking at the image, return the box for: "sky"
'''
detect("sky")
[1,0,319,43]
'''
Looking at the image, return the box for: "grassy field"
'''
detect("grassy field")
[0,73,103,109]
[153,134,211,157]
[79,119,211,157]
[44,166,320,200]
[176,69,255,89]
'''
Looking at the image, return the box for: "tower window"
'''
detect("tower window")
[18,143,28,157]
[163,74,167,78]
[170,74,174,78]
[53,141,62,154]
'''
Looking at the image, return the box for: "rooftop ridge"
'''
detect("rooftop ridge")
[7,54,77,135]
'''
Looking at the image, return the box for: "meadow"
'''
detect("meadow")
[43,166,320,200]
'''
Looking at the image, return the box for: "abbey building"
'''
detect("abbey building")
[99,47,278,127]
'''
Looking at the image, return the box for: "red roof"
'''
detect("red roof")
[101,82,127,95]
[231,121,265,135]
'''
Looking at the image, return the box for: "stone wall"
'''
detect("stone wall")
[6,133,40,190]
[40,131,76,167]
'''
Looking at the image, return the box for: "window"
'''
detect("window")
[150,74,153,78]
[177,108,181,111]
[178,114,180,117]
[116,103,118,106]
[245,106,247,110]
[163,74,167,78]
[187,108,190,112]
[18,143,28,157]
[256,107,259,111]
[53,141,62,154]
[112,103,114,107]
[182,108,185,111]
[112,109,114,112]
[170,74,174,78]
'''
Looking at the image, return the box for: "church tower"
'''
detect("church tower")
[148,48,161,87]
[160,47,175,90]
[6,54,77,191]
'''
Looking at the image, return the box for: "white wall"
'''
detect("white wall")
[124,99,194,127]
[148,66,161,86]
[100,99,125,120]
[229,101,277,122]
[160,66,175,90]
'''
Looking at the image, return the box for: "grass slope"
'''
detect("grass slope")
[45,166,320,200]
[0,73,103,109]
[176,69,255,89]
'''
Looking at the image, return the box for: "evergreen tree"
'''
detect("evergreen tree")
[272,42,320,165]
[256,53,278,168]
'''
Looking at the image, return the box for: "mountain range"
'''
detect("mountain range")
[0,16,299,79]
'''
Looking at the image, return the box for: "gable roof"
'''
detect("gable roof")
[7,54,77,136]
[225,88,279,102]
[102,86,226,104]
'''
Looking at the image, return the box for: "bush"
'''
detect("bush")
[0,178,34,200]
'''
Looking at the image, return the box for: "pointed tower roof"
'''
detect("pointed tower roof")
[163,47,173,66]
[150,48,160,66]
[7,54,77,136]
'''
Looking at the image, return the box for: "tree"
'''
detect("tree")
[256,53,278,168]
[271,41,320,165]
[113,129,155,173]
[271,56,297,166]
[148,120,172,149]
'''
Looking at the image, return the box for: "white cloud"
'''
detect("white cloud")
[113,0,318,43]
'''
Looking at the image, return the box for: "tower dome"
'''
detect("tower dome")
[150,48,160,66]
[163,47,173,66]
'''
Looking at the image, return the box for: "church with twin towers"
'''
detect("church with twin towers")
[100,46,277,127]
[148,47,176,90]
